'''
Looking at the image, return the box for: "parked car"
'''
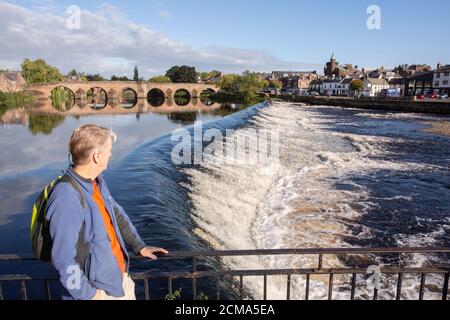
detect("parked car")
[427,93,438,99]
[439,94,449,100]
[310,91,319,96]
[416,95,425,100]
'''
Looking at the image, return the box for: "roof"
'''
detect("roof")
[366,78,389,85]
[406,71,434,80]
[435,65,450,73]
[389,78,406,85]
[339,78,354,85]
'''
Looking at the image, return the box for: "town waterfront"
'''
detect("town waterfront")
[1,100,449,299]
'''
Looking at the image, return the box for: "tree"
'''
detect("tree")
[133,66,139,81]
[350,79,364,95]
[200,70,221,81]
[21,58,63,84]
[111,75,131,81]
[85,74,105,81]
[148,75,172,83]
[269,79,282,89]
[218,74,240,92]
[165,65,198,83]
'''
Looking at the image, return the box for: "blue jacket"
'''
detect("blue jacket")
[46,166,147,300]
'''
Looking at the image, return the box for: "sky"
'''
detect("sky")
[1,0,449,78]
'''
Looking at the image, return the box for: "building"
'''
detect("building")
[309,79,323,94]
[337,78,354,96]
[279,72,318,94]
[0,71,26,93]
[362,78,390,97]
[322,79,342,96]
[433,65,450,95]
[388,78,406,96]
[324,53,338,77]
[404,71,434,96]
[271,71,316,80]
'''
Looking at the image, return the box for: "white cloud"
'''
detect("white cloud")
[158,10,171,18]
[0,1,319,77]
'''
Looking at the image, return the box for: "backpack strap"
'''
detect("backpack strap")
[59,174,86,209]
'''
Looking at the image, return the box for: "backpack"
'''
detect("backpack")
[30,174,86,261]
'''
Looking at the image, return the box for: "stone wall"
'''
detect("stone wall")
[276,95,450,115]
[0,72,26,93]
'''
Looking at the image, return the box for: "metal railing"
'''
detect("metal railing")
[0,247,449,300]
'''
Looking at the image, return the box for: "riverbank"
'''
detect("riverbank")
[274,95,450,115]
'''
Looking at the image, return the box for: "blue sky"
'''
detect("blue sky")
[1,0,449,76]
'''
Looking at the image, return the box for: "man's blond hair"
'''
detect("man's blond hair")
[68,124,117,165]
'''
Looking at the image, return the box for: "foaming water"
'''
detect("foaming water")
[182,102,450,300]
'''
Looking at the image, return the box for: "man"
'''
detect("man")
[46,124,168,300]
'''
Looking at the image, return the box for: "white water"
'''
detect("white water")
[183,102,448,300]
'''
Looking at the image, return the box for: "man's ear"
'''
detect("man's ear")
[92,151,100,164]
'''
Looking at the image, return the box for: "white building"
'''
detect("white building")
[433,65,450,95]
[322,79,342,96]
[362,78,390,97]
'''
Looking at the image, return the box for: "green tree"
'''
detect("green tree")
[218,74,240,92]
[350,79,364,95]
[269,79,282,89]
[133,66,139,81]
[85,74,105,81]
[165,65,198,83]
[21,58,63,84]
[148,75,172,83]
[200,70,221,81]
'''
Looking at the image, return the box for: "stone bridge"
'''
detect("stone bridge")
[26,81,218,100]
[25,81,219,114]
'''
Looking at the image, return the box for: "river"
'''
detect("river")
[0,101,449,300]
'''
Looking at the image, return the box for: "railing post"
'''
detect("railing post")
[286,275,291,301]
[443,273,449,301]
[350,273,356,300]
[144,279,150,300]
[419,273,426,301]
[192,257,197,300]
[263,275,267,300]
[396,273,403,300]
[20,281,27,301]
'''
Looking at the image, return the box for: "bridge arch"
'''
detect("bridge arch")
[120,88,138,109]
[147,88,165,107]
[87,87,108,110]
[174,89,191,106]
[50,86,75,111]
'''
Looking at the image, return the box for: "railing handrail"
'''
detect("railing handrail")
[1,247,449,261]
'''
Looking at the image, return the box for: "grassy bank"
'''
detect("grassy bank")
[0,91,35,116]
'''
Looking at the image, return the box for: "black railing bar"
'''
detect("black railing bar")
[45,280,52,300]
[263,275,267,300]
[419,273,426,301]
[286,275,291,301]
[216,277,221,300]
[2,247,449,262]
[350,273,356,300]
[443,273,449,301]
[20,281,27,300]
[239,276,244,299]
[305,274,310,301]
[2,267,449,282]
[396,273,403,300]
[144,279,150,301]
[0,283,3,300]
[328,274,334,300]
[129,267,450,281]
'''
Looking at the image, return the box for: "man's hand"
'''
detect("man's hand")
[139,246,169,260]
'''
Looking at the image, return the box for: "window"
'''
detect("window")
[445,72,450,77]
[436,73,441,78]
[444,80,449,85]
[435,81,440,86]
